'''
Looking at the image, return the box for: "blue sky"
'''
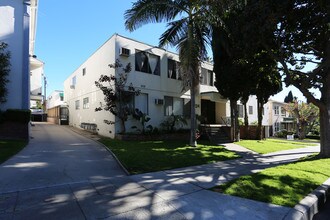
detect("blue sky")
[35,0,312,102]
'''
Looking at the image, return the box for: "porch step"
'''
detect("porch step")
[200,126,231,144]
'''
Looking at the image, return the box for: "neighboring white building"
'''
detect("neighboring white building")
[265,100,295,135]
[242,96,295,137]
[64,34,233,138]
[0,0,44,111]
[47,90,65,109]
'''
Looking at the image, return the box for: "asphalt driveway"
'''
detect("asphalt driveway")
[0,122,126,193]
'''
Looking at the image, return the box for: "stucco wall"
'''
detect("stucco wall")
[0,0,28,110]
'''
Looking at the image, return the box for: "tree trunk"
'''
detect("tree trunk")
[319,102,330,157]
[120,118,126,134]
[190,77,197,147]
[243,101,249,139]
[230,99,240,142]
[256,99,264,140]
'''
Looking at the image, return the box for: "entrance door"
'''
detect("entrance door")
[201,100,216,124]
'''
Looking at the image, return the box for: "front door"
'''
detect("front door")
[201,100,216,124]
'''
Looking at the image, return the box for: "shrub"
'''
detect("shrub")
[4,109,31,124]
[275,129,288,138]
[305,135,320,140]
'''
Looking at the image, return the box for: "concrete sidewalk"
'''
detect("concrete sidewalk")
[0,124,321,219]
[129,144,319,219]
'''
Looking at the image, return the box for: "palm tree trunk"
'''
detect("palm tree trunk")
[190,77,197,147]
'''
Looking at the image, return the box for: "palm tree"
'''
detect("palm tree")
[125,0,211,146]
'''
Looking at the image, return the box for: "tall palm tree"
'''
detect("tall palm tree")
[125,0,211,146]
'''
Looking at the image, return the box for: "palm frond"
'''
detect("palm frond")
[159,18,189,48]
[125,0,186,31]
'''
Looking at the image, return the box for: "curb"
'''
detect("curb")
[283,178,330,220]
[65,126,130,176]
[97,140,131,176]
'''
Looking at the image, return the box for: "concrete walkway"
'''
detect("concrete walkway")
[0,123,321,219]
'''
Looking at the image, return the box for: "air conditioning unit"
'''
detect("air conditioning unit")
[120,47,130,57]
[70,85,75,89]
[155,99,164,105]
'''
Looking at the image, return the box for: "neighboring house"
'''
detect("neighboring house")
[0,0,44,111]
[64,34,233,138]
[47,90,65,109]
[266,100,296,136]
[46,90,69,125]
[238,96,296,137]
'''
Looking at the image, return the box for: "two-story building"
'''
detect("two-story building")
[64,34,233,138]
[64,34,294,139]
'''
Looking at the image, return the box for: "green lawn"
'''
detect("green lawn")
[235,138,317,154]
[0,139,28,164]
[100,139,240,174]
[212,156,330,207]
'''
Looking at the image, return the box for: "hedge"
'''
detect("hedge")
[3,109,31,124]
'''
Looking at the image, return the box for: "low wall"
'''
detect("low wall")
[240,126,265,140]
[116,133,190,141]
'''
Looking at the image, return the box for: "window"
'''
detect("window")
[274,122,280,132]
[83,97,89,109]
[168,59,181,80]
[82,68,86,76]
[60,92,64,101]
[164,96,183,116]
[71,76,76,86]
[135,50,160,75]
[135,93,148,114]
[201,68,213,86]
[274,105,279,115]
[281,107,286,116]
[262,107,264,115]
[249,106,253,115]
[75,100,80,110]
[238,105,244,118]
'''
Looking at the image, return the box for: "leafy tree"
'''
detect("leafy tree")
[211,2,281,140]
[125,0,211,146]
[95,59,140,133]
[211,4,247,141]
[250,51,282,140]
[241,0,330,157]
[284,91,294,103]
[0,42,10,105]
[285,101,319,139]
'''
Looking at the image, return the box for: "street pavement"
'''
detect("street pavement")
[0,123,322,219]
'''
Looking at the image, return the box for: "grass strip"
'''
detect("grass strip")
[0,139,28,164]
[100,138,240,174]
[235,138,317,154]
[212,156,330,207]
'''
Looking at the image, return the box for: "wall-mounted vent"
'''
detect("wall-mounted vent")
[155,99,164,105]
[120,47,130,57]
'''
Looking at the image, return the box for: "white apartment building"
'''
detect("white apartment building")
[0,0,44,111]
[64,34,293,138]
[64,34,234,138]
